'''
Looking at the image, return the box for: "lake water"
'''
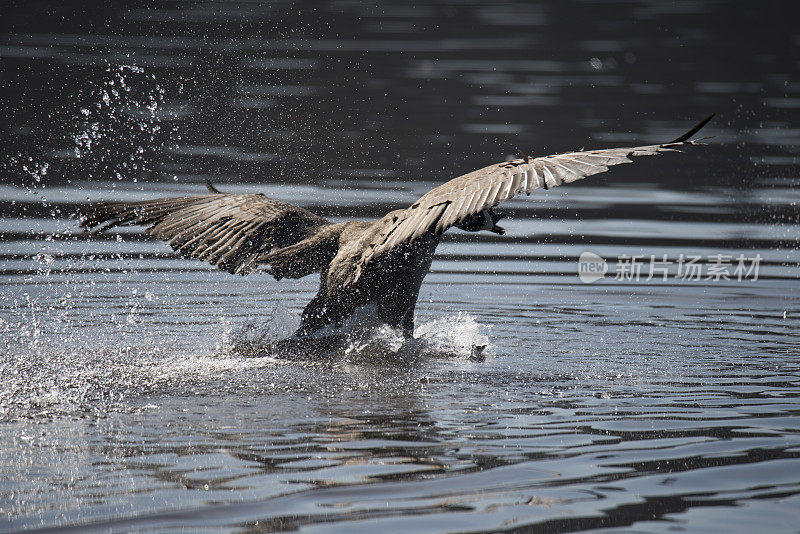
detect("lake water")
[1,1,799,532]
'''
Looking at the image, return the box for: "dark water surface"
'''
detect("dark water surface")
[2,1,800,532]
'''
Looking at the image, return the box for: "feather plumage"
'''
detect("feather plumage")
[80,193,331,275]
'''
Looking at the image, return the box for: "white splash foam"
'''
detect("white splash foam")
[335,311,491,361]
[413,311,491,358]
[218,306,490,361]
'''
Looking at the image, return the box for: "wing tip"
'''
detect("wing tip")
[205,180,223,194]
[668,113,715,144]
[76,204,114,234]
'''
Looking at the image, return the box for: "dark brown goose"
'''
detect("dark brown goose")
[80,115,713,339]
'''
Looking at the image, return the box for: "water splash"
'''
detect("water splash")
[160,303,465,372]
[223,306,492,362]
[70,64,173,182]
[3,64,175,218]
[335,312,491,361]
[414,311,491,358]
[0,284,490,422]
[218,300,300,357]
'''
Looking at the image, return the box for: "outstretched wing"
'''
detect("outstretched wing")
[345,115,713,286]
[79,189,331,275]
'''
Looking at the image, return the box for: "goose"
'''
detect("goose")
[80,115,713,339]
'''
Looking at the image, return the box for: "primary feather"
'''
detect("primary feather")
[80,193,330,275]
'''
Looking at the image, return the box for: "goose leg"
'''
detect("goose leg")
[296,292,329,337]
[377,285,416,338]
[401,304,415,338]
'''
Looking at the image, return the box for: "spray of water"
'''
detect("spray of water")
[70,64,174,183]
[219,305,491,362]
[7,64,173,192]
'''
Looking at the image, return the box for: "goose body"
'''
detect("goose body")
[80,116,713,339]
